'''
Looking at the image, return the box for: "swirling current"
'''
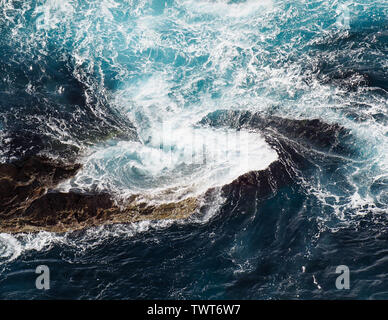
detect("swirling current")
[0,0,387,299]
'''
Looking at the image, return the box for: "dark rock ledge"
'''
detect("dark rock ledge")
[0,154,288,234]
[0,156,197,233]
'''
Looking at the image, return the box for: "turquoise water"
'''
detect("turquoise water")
[0,0,387,299]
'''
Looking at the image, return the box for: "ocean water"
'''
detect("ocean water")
[0,0,387,299]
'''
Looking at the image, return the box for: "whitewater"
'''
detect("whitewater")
[0,0,387,299]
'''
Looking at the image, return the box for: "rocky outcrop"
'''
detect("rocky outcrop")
[0,153,290,234]
[200,110,358,214]
[0,156,198,233]
[0,191,197,233]
[199,109,355,155]
[0,156,81,218]
[0,112,354,233]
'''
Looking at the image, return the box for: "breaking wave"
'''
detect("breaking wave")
[0,0,387,299]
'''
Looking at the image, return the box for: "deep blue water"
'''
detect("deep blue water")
[0,0,387,299]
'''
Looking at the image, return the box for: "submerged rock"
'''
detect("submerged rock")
[0,48,139,162]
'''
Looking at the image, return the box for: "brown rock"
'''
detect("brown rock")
[0,156,81,218]
[0,156,199,233]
